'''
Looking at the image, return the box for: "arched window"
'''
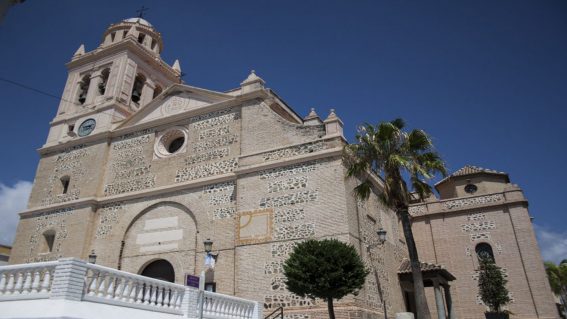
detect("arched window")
[60,176,70,194]
[131,74,146,104]
[77,74,91,105]
[98,68,110,95]
[153,85,162,99]
[41,230,56,253]
[475,243,495,261]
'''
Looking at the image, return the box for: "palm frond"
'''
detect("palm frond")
[408,129,432,151]
[391,118,405,129]
[352,179,373,200]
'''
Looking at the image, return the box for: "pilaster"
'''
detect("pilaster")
[50,258,88,301]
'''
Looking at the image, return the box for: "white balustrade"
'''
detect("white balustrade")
[0,261,56,298]
[83,263,185,313]
[203,291,256,319]
[1,259,260,319]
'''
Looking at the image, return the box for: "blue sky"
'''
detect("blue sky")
[0,1,566,261]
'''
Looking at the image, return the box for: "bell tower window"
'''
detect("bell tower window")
[98,68,110,95]
[131,74,145,104]
[138,33,146,44]
[77,74,91,105]
[60,176,70,194]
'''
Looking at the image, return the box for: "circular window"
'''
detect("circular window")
[154,127,188,158]
[168,137,185,153]
[465,184,478,194]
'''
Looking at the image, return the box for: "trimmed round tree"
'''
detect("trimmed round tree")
[283,239,369,319]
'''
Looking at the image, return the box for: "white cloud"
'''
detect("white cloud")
[534,224,567,264]
[0,181,32,246]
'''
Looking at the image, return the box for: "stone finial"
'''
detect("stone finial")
[172,59,182,74]
[323,108,344,137]
[240,70,265,94]
[73,44,85,58]
[303,108,323,126]
[324,108,338,121]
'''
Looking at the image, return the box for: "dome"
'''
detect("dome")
[123,17,153,27]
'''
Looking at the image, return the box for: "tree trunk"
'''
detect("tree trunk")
[400,208,431,319]
[327,297,336,319]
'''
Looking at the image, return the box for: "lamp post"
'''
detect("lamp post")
[199,239,219,319]
[367,229,388,319]
[88,250,97,264]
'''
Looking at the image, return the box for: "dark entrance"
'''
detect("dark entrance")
[140,259,175,283]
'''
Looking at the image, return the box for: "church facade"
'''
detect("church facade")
[8,17,557,319]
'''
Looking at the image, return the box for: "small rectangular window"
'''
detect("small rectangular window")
[68,124,75,132]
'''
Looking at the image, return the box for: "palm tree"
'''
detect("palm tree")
[544,260,567,317]
[343,119,447,319]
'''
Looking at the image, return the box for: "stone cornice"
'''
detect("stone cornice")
[49,99,131,126]
[409,190,528,219]
[235,146,344,175]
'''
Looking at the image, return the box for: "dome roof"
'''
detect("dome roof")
[123,17,153,27]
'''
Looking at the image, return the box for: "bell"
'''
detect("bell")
[131,89,141,103]
[98,82,106,95]
[78,91,87,104]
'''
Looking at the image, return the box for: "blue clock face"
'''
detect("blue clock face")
[78,118,96,137]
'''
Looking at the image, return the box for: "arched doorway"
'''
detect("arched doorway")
[140,259,175,282]
[119,202,198,284]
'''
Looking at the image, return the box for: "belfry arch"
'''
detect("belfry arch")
[119,202,198,284]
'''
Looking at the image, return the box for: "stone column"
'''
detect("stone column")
[140,79,155,107]
[433,279,447,319]
[85,69,102,105]
[444,284,457,319]
[182,286,200,318]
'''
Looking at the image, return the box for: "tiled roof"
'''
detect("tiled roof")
[435,165,508,186]
[398,259,445,274]
[451,165,506,177]
[398,259,456,281]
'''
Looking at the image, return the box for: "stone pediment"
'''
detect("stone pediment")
[119,84,233,128]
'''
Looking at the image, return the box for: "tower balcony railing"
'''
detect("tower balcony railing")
[0,258,262,319]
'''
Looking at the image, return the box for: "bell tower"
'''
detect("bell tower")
[45,17,181,146]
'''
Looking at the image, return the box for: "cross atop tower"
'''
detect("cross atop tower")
[136,6,149,18]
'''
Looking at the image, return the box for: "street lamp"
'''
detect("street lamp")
[203,238,213,254]
[88,250,97,264]
[377,228,387,244]
[203,238,219,261]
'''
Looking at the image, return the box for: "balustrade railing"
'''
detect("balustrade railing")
[0,259,261,319]
[203,290,256,319]
[0,261,57,298]
[83,263,185,313]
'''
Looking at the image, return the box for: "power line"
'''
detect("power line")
[0,76,78,105]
